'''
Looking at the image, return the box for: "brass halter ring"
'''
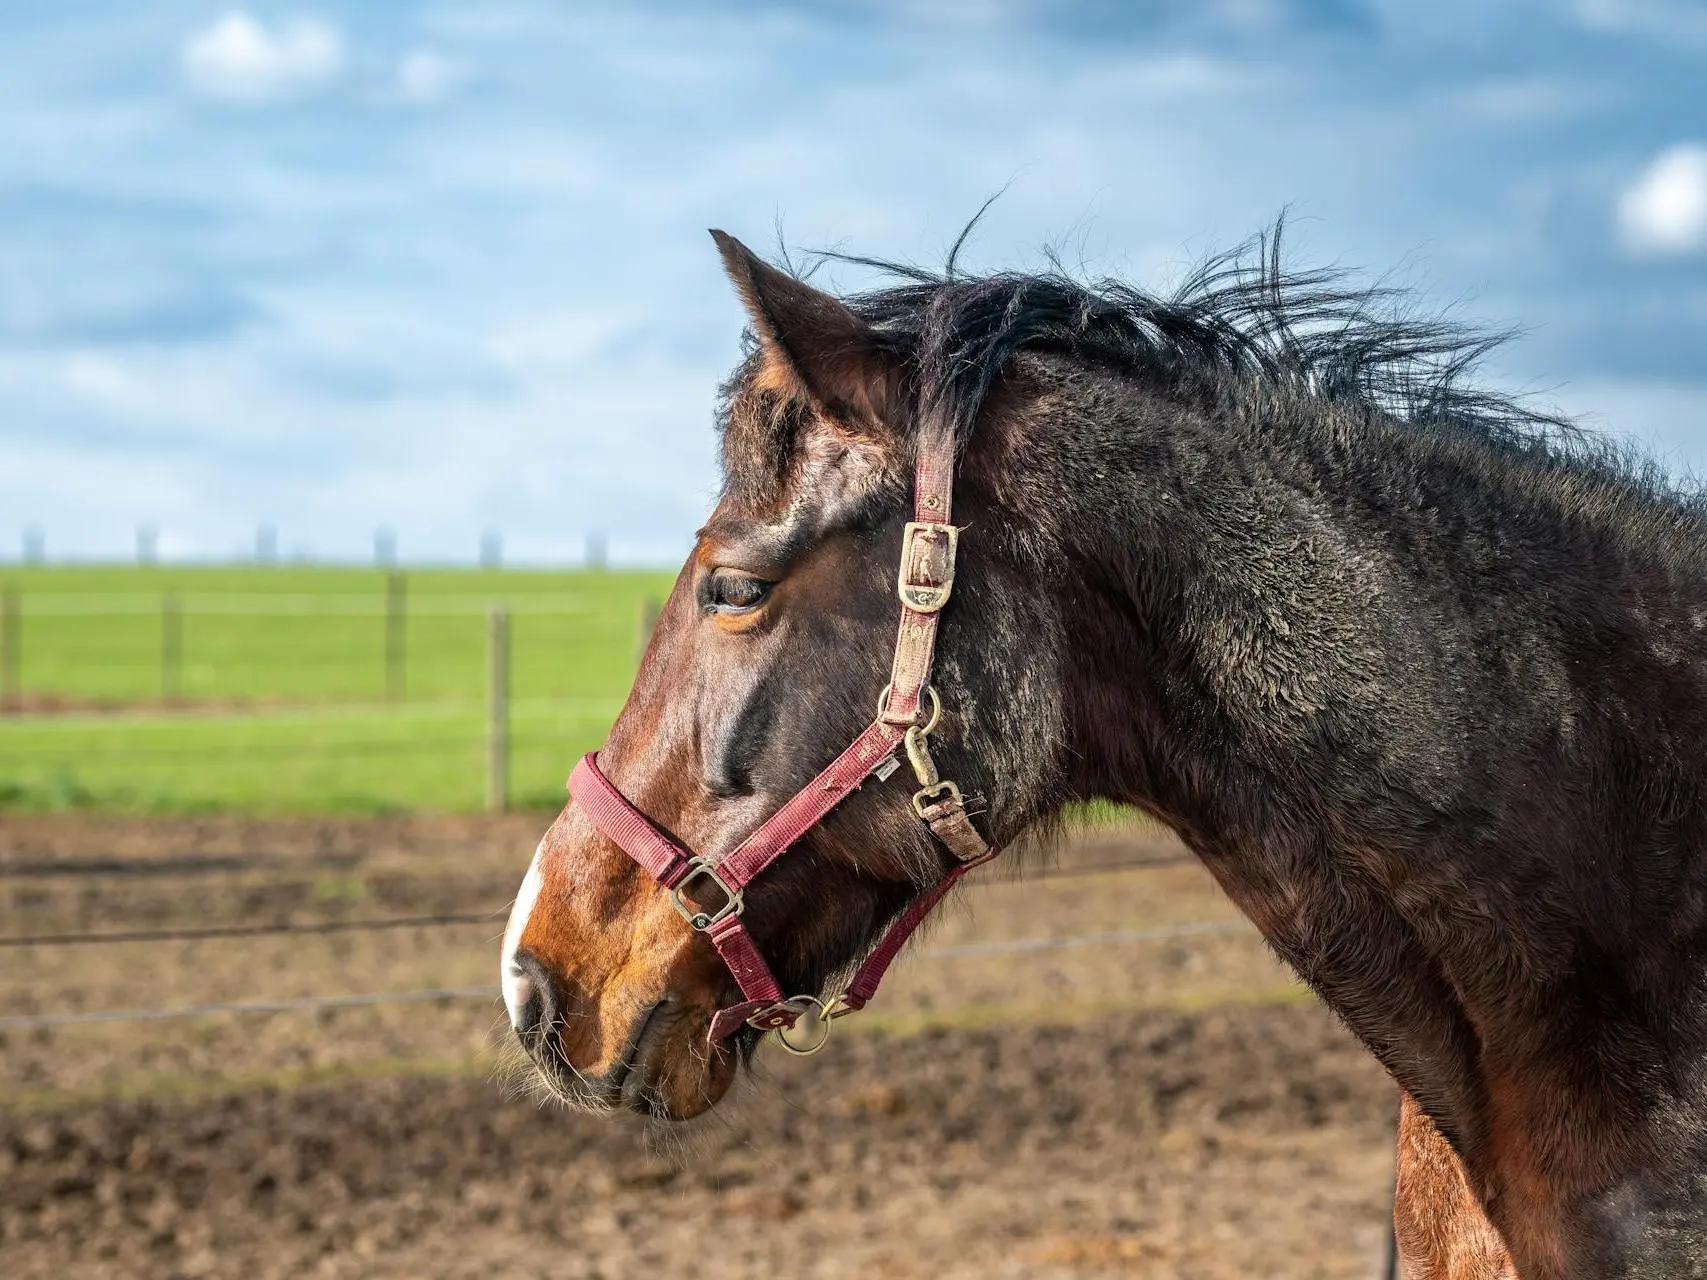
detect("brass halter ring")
[876,682,941,733]
[772,995,843,1056]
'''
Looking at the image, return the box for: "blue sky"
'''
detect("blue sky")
[3,0,1705,565]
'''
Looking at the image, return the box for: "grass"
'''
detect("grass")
[0,564,676,813]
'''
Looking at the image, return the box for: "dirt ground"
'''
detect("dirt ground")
[0,814,1401,1278]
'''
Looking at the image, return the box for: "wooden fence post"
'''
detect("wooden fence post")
[0,587,17,715]
[161,592,182,704]
[487,607,510,813]
[385,571,406,702]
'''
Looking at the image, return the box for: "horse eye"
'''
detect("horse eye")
[707,570,772,614]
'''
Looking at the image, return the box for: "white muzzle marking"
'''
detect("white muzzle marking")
[500,840,547,1029]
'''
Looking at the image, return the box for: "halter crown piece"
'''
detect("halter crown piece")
[566,420,1000,1055]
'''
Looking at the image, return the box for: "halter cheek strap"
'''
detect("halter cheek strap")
[566,424,999,1054]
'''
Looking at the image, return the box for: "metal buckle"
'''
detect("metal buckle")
[669,857,743,931]
[748,994,852,1055]
[897,521,958,613]
[912,779,963,819]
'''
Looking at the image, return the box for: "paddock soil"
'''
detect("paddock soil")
[0,814,1399,1279]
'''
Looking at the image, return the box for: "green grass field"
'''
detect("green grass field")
[0,564,676,814]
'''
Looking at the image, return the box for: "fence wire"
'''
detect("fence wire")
[0,918,1253,1030]
[0,852,1196,944]
[0,911,500,948]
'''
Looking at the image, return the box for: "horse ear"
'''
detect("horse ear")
[710,230,906,433]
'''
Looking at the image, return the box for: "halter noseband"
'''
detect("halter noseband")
[566,423,999,1055]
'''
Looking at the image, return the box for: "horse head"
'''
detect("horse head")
[499,233,1071,1119]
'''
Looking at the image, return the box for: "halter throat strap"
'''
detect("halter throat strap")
[565,422,998,1051]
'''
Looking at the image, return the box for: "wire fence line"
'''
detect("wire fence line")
[0,912,501,949]
[0,851,1198,946]
[1,847,1189,884]
[0,986,503,1030]
[4,594,630,617]
[6,739,497,764]
[0,852,363,878]
[0,697,624,724]
[0,695,627,772]
[0,918,1254,1031]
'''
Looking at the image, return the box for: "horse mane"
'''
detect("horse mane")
[841,222,1585,452]
[720,220,1707,553]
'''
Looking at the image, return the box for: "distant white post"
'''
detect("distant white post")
[487,607,510,813]
[0,587,17,715]
[385,572,406,702]
[161,592,182,704]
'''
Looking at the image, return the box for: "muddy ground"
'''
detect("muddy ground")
[0,814,1400,1278]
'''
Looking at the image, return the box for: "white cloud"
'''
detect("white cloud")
[1618,144,1707,257]
[181,12,343,103]
[394,50,465,105]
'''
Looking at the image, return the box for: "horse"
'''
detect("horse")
[501,223,1707,1278]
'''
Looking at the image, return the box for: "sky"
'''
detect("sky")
[2,0,1705,566]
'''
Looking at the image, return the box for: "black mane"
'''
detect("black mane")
[827,223,1696,518]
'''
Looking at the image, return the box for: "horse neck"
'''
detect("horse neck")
[1031,370,1462,852]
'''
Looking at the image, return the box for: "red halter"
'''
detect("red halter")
[566,423,999,1054]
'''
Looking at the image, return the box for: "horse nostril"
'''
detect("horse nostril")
[507,949,559,1045]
